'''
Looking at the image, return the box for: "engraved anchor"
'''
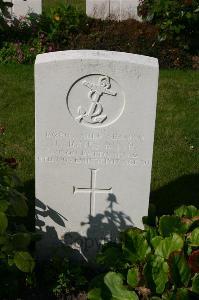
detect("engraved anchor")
[76,76,117,124]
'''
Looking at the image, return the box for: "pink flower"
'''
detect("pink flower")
[0,126,5,135]
[48,46,53,52]
[40,33,45,39]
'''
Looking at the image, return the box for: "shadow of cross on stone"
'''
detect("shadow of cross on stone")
[73,168,113,217]
[76,76,117,124]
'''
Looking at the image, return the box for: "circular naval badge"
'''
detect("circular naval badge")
[67,74,125,128]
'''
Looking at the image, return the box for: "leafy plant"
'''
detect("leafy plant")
[88,205,199,299]
[0,4,89,64]
[138,0,199,53]
[45,4,88,45]
[37,253,88,298]
[0,127,36,298]
[52,258,88,298]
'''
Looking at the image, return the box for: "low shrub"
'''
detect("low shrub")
[0,39,53,64]
[0,4,89,64]
[0,127,36,298]
[0,4,197,68]
[1,4,88,45]
[88,205,199,299]
[138,0,199,54]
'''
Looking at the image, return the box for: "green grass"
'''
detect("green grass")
[151,70,199,214]
[0,65,34,181]
[0,65,198,214]
[43,0,86,13]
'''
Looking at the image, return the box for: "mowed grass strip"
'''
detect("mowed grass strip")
[0,65,198,213]
[151,70,199,214]
[0,65,34,181]
[153,70,199,188]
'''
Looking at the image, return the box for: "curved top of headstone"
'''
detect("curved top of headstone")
[35,50,158,68]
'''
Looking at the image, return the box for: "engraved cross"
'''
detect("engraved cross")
[73,169,112,217]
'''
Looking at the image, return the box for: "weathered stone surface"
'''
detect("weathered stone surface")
[86,0,109,20]
[5,0,42,18]
[35,50,159,260]
[86,0,140,21]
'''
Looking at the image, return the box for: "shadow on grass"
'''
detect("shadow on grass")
[150,173,199,216]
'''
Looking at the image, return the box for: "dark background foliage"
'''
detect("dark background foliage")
[0,1,198,68]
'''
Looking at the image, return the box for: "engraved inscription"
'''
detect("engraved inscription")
[38,129,151,168]
[73,169,112,216]
[67,74,125,128]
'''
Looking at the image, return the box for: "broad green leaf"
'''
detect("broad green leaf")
[175,288,189,300]
[162,289,189,299]
[155,234,184,259]
[11,233,31,250]
[87,288,103,300]
[144,255,169,294]
[0,200,9,212]
[187,246,192,256]
[151,236,163,249]
[188,228,199,246]
[0,212,8,234]
[153,257,169,294]
[169,252,191,287]
[192,273,199,294]
[174,205,198,218]
[104,272,139,300]
[14,251,35,273]
[122,228,151,263]
[159,215,189,237]
[127,268,139,288]
[145,225,158,245]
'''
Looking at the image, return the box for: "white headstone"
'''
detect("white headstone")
[86,0,110,20]
[35,50,159,260]
[86,0,141,21]
[8,0,42,18]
